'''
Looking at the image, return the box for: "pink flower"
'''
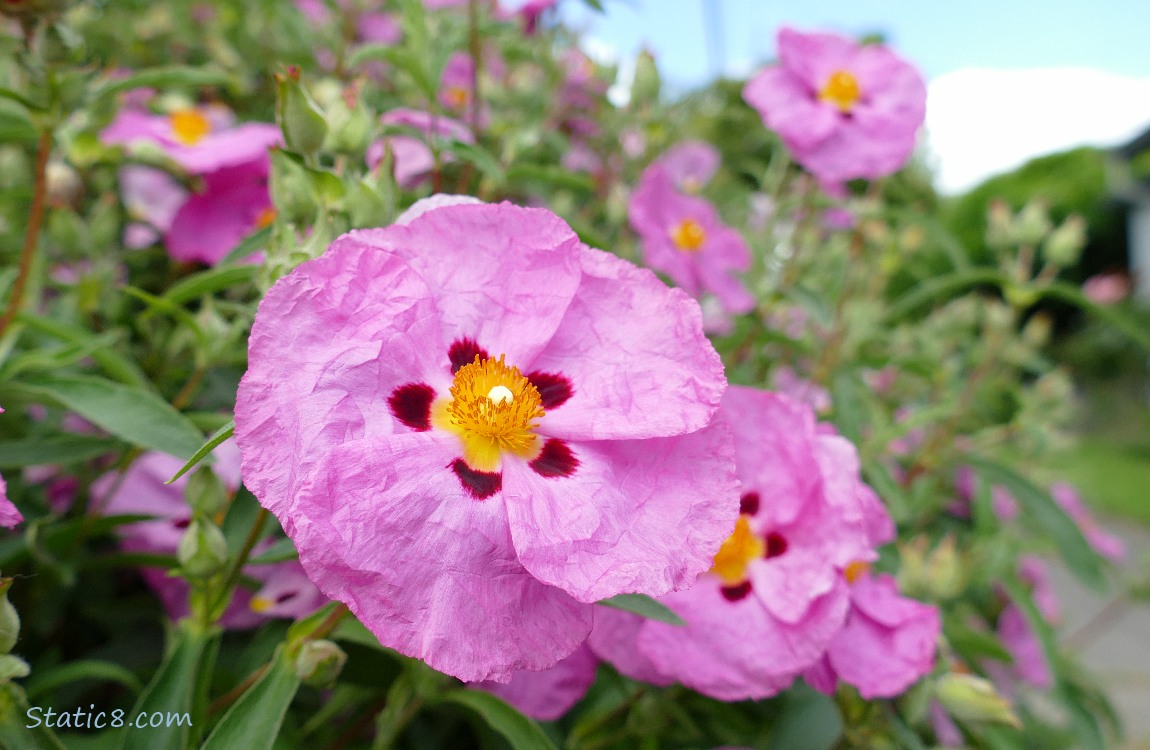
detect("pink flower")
[94,442,323,627]
[1050,482,1126,561]
[473,643,598,720]
[592,388,888,701]
[119,166,187,249]
[368,109,475,189]
[771,365,831,414]
[499,0,559,34]
[653,141,720,193]
[166,161,275,265]
[438,53,478,118]
[986,604,1052,693]
[235,199,737,682]
[743,27,926,182]
[629,164,754,321]
[804,572,940,699]
[1082,272,1130,305]
[0,405,19,529]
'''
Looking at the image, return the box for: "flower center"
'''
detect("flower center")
[670,218,706,252]
[844,560,871,584]
[711,516,764,585]
[169,109,212,146]
[819,69,861,113]
[434,354,544,472]
[445,85,470,110]
[254,206,277,229]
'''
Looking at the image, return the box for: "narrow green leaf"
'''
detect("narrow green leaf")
[248,536,298,564]
[163,266,257,305]
[10,376,205,460]
[764,684,843,750]
[0,434,120,467]
[444,691,558,750]
[165,420,233,484]
[0,683,68,750]
[0,87,44,112]
[969,458,1106,588]
[26,660,144,702]
[92,67,236,103]
[220,225,272,266]
[200,647,301,750]
[119,622,219,750]
[16,313,150,387]
[442,140,505,184]
[885,267,1009,321]
[596,593,684,626]
[121,286,205,346]
[506,164,595,194]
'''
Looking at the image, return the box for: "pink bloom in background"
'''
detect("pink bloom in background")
[1050,482,1126,561]
[101,104,279,263]
[772,365,831,414]
[1082,272,1130,305]
[986,604,1052,693]
[805,572,940,699]
[499,0,559,34]
[474,643,598,720]
[438,53,484,123]
[593,388,889,701]
[743,27,926,182]
[368,108,474,188]
[94,442,323,627]
[235,199,737,682]
[629,164,754,323]
[654,140,720,193]
[0,407,19,530]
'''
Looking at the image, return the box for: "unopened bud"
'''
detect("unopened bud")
[935,673,1021,728]
[177,518,228,579]
[185,467,227,517]
[0,654,29,682]
[0,578,20,654]
[45,160,82,208]
[1014,200,1051,247]
[269,149,316,225]
[985,200,1014,249]
[294,639,346,687]
[276,68,328,156]
[1043,214,1087,268]
[1021,312,1053,348]
[630,49,661,105]
[323,89,372,156]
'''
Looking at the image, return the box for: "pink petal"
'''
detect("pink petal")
[587,607,674,686]
[474,642,598,720]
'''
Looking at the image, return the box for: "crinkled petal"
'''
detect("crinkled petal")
[339,202,583,368]
[505,418,738,602]
[292,432,593,682]
[587,607,673,686]
[639,578,849,701]
[532,247,726,440]
[473,642,598,720]
[235,242,446,521]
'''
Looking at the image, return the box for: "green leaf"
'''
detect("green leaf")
[91,67,236,103]
[0,683,68,750]
[969,458,1106,588]
[121,286,205,347]
[26,660,144,702]
[348,45,436,98]
[944,619,1013,664]
[163,265,257,305]
[220,226,272,266]
[247,536,298,564]
[1040,280,1150,352]
[885,267,1009,321]
[166,420,233,484]
[764,684,843,750]
[200,647,301,750]
[9,375,205,460]
[0,87,45,112]
[119,621,219,750]
[442,140,505,184]
[0,434,120,467]
[444,691,558,750]
[596,593,684,626]
[506,164,595,194]
[16,313,150,387]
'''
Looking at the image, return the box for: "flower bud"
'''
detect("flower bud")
[630,49,661,105]
[269,149,317,225]
[985,199,1013,249]
[1013,200,1051,247]
[45,160,82,208]
[322,87,373,156]
[294,639,346,687]
[935,673,1021,728]
[177,518,228,579]
[0,654,30,683]
[0,578,20,654]
[275,67,328,156]
[1042,214,1087,269]
[185,466,227,517]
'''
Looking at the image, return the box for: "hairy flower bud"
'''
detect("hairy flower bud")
[0,578,20,654]
[936,673,1021,728]
[630,49,661,105]
[276,67,328,156]
[1043,214,1087,269]
[1013,200,1051,247]
[185,466,227,517]
[294,639,347,687]
[177,518,228,579]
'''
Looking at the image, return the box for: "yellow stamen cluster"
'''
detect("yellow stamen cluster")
[254,207,278,229]
[670,218,706,252]
[169,109,212,146]
[711,516,765,585]
[445,86,470,110]
[819,69,861,113]
[249,597,273,614]
[844,560,871,585]
[434,354,544,472]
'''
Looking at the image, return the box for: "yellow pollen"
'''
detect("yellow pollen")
[819,69,861,113]
[254,206,277,229]
[844,560,871,585]
[446,86,469,109]
[431,354,544,472]
[249,596,273,614]
[710,516,764,585]
[670,218,706,252]
[169,109,212,146]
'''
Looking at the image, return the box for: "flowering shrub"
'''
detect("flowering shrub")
[0,1,1142,748]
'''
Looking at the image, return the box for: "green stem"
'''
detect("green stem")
[206,507,269,623]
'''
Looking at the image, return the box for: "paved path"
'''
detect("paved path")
[1048,523,1150,749]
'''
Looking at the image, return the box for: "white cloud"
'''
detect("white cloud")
[925,67,1150,194]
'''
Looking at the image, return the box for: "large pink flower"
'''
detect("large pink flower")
[743,27,926,182]
[804,573,940,699]
[629,165,754,322]
[235,199,737,682]
[592,388,887,701]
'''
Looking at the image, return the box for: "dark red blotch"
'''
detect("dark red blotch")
[388,383,437,431]
[449,338,489,374]
[529,438,579,478]
[526,371,574,410]
[721,580,753,602]
[451,459,502,500]
[739,492,760,516]
[764,532,788,559]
